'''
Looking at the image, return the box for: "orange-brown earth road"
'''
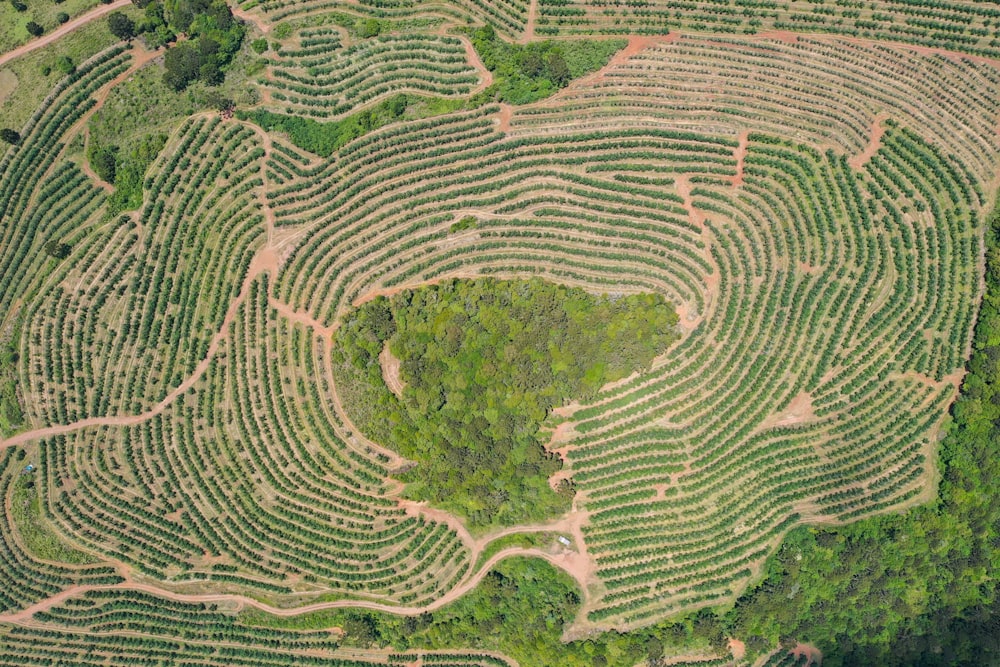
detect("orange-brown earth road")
[0,0,132,69]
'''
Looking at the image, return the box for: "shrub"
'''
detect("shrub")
[55,56,75,75]
[108,12,136,40]
[358,18,381,38]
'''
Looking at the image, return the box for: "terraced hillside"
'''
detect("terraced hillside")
[0,0,998,665]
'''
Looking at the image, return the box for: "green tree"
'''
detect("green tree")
[358,18,381,38]
[163,42,201,90]
[25,21,43,37]
[43,240,71,259]
[0,129,19,145]
[88,145,118,183]
[108,12,137,40]
[56,12,70,23]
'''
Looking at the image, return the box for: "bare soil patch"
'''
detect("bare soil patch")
[791,642,823,664]
[759,392,816,430]
[497,103,513,133]
[849,113,889,170]
[732,130,749,188]
[379,343,406,398]
[522,0,537,43]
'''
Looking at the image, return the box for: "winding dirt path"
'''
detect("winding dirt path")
[0,0,132,69]
[497,103,513,133]
[732,130,749,188]
[0,246,277,451]
[849,112,889,170]
[523,0,537,44]
[459,35,493,93]
[231,6,271,35]
[79,129,112,192]
[379,344,406,398]
[0,545,583,626]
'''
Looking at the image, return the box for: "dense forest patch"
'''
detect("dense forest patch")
[332,278,678,527]
[468,24,624,104]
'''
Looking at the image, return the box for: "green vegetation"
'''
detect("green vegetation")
[0,0,101,54]
[87,63,220,213]
[238,93,410,157]
[449,215,477,233]
[1,2,998,665]
[725,194,1000,665]
[333,278,678,527]
[0,323,23,436]
[106,0,245,90]
[469,24,624,104]
[0,17,126,131]
[357,18,381,39]
[107,12,136,41]
[472,532,547,572]
[162,0,245,90]
[241,557,721,667]
[106,133,167,214]
[10,473,97,565]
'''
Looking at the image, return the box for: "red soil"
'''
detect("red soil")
[231,6,271,35]
[522,0,537,44]
[759,391,816,430]
[791,642,823,665]
[497,103,513,133]
[460,35,494,94]
[0,0,132,69]
[848,113,889,170]
[732,130,750,188]
[379,344,406,398]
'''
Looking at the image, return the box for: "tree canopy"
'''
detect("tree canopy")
[468,25,624,104]
[107,12,137,40]
[332,277,678,527]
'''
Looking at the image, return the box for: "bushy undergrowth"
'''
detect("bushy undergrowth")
[468,24,624,104]
[332,277,678,528]
[238,93,409,157]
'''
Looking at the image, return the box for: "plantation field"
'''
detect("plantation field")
[0,0,998,665]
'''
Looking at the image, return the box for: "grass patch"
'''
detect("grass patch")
[449,215,477,233]
[0,319,24,438]
[0,14,137,132]
[238,93,410,157]
[88,64,196,213]
[0,0,101,55]
[10,472,97,564]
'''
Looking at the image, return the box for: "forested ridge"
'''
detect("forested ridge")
[332,278,678,528]
[725,195,1000,664]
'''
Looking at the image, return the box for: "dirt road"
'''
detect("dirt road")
[0,0,132,70]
